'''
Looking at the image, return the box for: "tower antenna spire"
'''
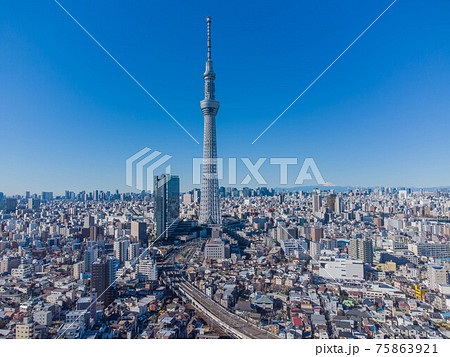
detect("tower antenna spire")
[200,16,221,225]
[207,16,212,61]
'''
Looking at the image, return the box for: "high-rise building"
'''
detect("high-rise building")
[310,241,321,262]
[427,265,449,291]
[183,193,193,205]
[73,261,85,280]
[309,227,323,261]
[27,198,40,210]
[311,227,323,242]
[334,195,343,214]
[281,239,307,257]
[83,247,97,273]
[91,259,115,307]
[84,215,94,228]
[312,193,321,214]
[348,238,373,265]
[139,258,158,281]
[0,198,17,212]
[0,256,21,274]
[131,221,147,246]
[326,194,337,212]
[154,174,180,239]
[41,192,53,201]
[199,17,221,225]
[128,243,140,261]
[89,226,104,242]
[276,225,297,242]
[193,189,201,203]
[321,238,338,251]
[114,239,130,264]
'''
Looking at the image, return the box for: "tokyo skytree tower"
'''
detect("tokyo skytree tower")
[199,17,221,225]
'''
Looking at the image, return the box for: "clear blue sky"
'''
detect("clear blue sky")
[1,0,449,195]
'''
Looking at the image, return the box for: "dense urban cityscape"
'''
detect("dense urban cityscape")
[2,1,450,351]
[1,186,450,339]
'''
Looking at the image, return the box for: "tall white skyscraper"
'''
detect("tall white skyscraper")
[312,193,321,214]
[114,239,130,264]
[334,195,343,214]
[199,17,221,225]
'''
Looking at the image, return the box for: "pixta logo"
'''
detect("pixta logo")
[126,148,172,193]
[192,157,325,186]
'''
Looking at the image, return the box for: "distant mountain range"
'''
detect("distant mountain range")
[273,186,450,193]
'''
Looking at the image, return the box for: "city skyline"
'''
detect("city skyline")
[4,184,450,199]
[1,0,450,194]
[3,178,450,340]
[2,1,450,346]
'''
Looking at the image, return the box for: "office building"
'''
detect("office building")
[312,193,321,214]
[73,261,85,280]
[318,255,364,281]
[205,238,230,260]
[89,226,104,242]
[409,243,450,259]
[349,238,374,265]
[326,194,336,212]
[276,225,297,242]
[0,198,17,212]
[321,238,338,251]
[139,259,158,281]
[281,239,307,257]
[91,259,115,307]
[154,174,180,239]
[334,195,343,214]
[84,215,94,228]
[41,192,53,201]
[128,243,140,261]
[0,256,21,273]
[311,227,323,242]
[83,247,97,273]
[114,239,130,264]
[131,221,147,246]
[27,198,40,210]
[428,265,449,291]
